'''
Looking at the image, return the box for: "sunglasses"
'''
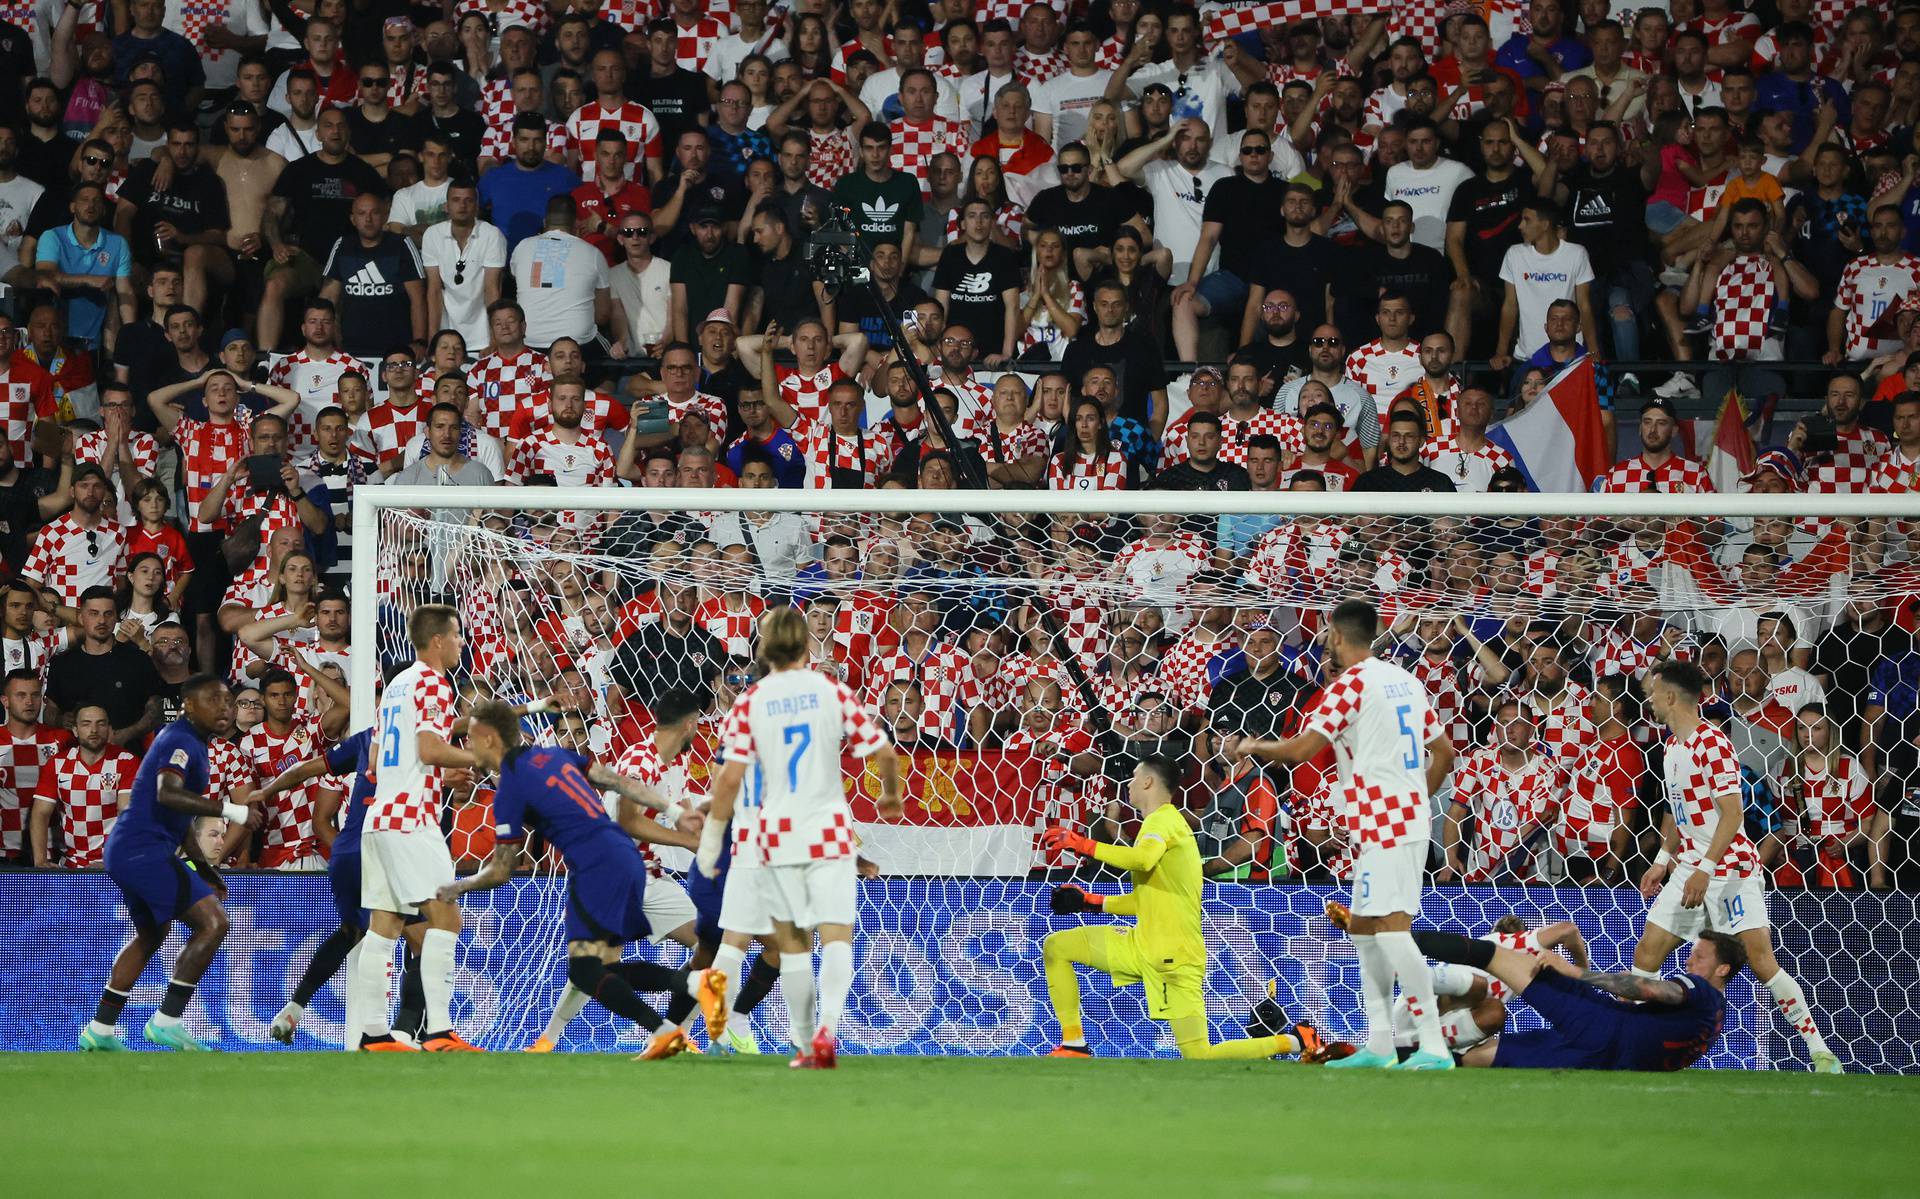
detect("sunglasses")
[361,76,389,87]
[1241,144,1272,154]
[85,530,99,556]
[383,359,412,370]
[1058,161,1088,173]
[619,226,653,237]
[1309,337,1342,346]
[83,155,110,167]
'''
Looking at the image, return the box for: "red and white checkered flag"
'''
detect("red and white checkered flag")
[1203,0,1393,43]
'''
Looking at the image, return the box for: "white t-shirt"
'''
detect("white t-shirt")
[390,179,452,231]
[1497,239,1595,358]
[1129,60,1231,143]
[610,255,672,348]
[511,230,610,348]
[705,31,788,86]
[1031,69,1112,147]
[0,174,46,266]
[419,219,509,351]
[1213,127,1305,177]
[1383,158,1475,251]
[265,119,319,163]
[1143,159,1232,276]
[859,67,964,123]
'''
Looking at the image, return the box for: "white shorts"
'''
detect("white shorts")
[1646,867,1769,938]
[361,826,454,916]
[718,865,774,937]
[762,857,858,929]
[1351,838,1427,919]
[642,876,697,944]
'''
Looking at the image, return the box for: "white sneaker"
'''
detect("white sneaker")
[1654,373,1699,400]
[1658,264,1690,288]
[268,1003,301,1045]
[1617,373,1641,396]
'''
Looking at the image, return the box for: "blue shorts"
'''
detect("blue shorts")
[329,851,366,929]
[1492,970,1624,1070]
[1645,200,1690,236]
[688,860,727,945]
[1193,269,1249,317]
[109,850,214,933]
[564,854,652,945]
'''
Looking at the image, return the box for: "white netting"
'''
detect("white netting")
[359,489,1920,1068]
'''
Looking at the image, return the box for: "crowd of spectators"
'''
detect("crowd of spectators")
[1,0,1919,894]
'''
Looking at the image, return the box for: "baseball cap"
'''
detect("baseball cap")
[689,205,725,226]
[1140,82,1173,99]
[221,328,251,350]
[702,308,735,327]
[1640,397,1680,421]
[1189,365,1223,385]
[72,462,111,488]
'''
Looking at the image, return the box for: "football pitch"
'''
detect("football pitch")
[7,1053,1916,1198]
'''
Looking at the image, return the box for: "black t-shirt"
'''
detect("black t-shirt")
[1251,233,1338,330]
[1026,184,1125,259]
[113,319,176,429]
[118,161,230,258]
[322,232,425,357]
[1563,165,1647,282]
[607,619,724,709]
[16,132,71,191]
[423,109,488,172]
[634,71,712,145]
[837,278,931,353]
[1243,335,1311,390]
[271,152,386,256]
[346,107,423,160]
[1153,458,1250,491]
[1200,174,1287,271]
[932,242,1023,342]
[1059,330,1168,427]
[754,246,820,332]
[1445,172,1528,283]
[47,642,163,728]
[1351,464,1458,492]
[650,172,744,253]
[1206,662,1315,741]
[1338,241,1453,341]
[0,466,56,567]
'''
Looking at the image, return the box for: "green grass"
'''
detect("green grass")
[7,1053,1917,1198]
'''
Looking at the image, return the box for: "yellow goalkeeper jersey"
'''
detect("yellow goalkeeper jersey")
[1099,803,1205,972]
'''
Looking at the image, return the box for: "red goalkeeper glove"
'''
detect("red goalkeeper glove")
[1050,885,1104,915]
[1042,828,1097,858]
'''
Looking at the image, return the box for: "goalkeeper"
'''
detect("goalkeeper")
[1041,755,1321,1061]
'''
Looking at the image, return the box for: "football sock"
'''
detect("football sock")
[291,925,357,1007]
[1410,930,1495,970]
[1442,1009,1491,1052]
[540,985,592,1044]
[151,977,197,1028]
[1171,1014,1295,1060]
[354,932,397,1038]
[1041,928,1089,1046]
[663,989,698,1029]
[395,949,427,1039]
[737,953,780,1014]
[1428,961,1475,997]
[1390,996,1417,1049]
[1379,931,1448,1056]
[93,986,130,1031]
[781,956,817,1051]
[606,960,683,992]
[1351,934,1397,1057]
[1763,969,1831,1057]
[342,941,365,1048]
[420,929,458,1034]
[816,940,853,1038]
[568,956,667,1031]
[713,944,748,1014]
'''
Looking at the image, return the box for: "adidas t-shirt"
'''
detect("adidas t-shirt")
[831,170,925,250]
[322,232,425,358]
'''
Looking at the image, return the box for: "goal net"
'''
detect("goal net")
[353,487,1920,1070]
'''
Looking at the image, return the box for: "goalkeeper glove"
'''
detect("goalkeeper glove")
[1050,885,1104,915]
[1042,828,1097,858]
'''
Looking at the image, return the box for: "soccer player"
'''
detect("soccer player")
[442,699,729,1060]
[1631,659,1843,1074]
[698,608,903,1069]
[1229,598,1458,1069]
[1041,755,1322,1061]
[1410,926,1745,1071]
[79,676,264,1051]
[349,604,481,1052]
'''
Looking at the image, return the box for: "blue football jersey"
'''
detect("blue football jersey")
[325,729,376,857]
[108,720,211,856]
[492,746,634,868]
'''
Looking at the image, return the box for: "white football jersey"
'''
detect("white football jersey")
[721,668,888,867]
[1304,656,1444,851]
[367,662,456,834]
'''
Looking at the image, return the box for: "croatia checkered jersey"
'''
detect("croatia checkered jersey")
[0,365,58,462]
[1303,656,1445,851]
[505,429,616,487]
[1782,755,1875,841]
[1869,446,1920,493]
[790,414,895,488]
[31,741,138,868]
[506,388,631,441]
[368,662,458,834]
[1451,746,1564,878]
[1217,407,1303,466]
[173,410,255,532]
[672,14,728,72]
[480,94,571,163]
[0,722,75,855]
[566,101,664,182]
[1048,449,1129,491]
[365,399,430,466]
[778,363,847,427]
[611,735,674,876]
[1661,720,1761,879]
[1344,340,1422,405]
[72,428,159,479]
[21,515,125,607]
[268,348,360,447]
[889,117,972,195]
[455,0,548,38]
[722,668,888,867]
[240,716,324,864]
[1835,251,1920,359]
[466,348,551,441]
[1595,453,1714,494]
[1806,425,1890,495]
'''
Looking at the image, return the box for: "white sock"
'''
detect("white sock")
[1389,996,1417,1050]
[342,941,365,1050]
[1441,1009,1492,1051]
[1378,931,1447,1057]
[780,955,817,1052]
[87,1020,116,1037]
[1763,969,1831,1057]
[1429,961,1475,997]
[355,932,397,1039]
[816,940,853,1039]
[1350,934,1396,1057]
[541,984,592,1044]
[712,944,748,1014]
[421,928,459,1034]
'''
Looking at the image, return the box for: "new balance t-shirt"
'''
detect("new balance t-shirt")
[933,242,1023,342]
[323,232,425,357]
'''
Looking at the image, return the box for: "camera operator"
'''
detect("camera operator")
[195,411,332,582]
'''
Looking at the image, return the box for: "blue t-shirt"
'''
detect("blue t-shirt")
[478,161,581,252]
[491,745,633,870]
[1495,33,1591,80]
[109,719,210,857]
[725,430,806,488]
[1611,973,1727,1071]
[35,225,132,346]
[324,729,375,858]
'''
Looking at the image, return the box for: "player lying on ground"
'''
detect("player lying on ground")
[444,698,729,1060]
[81,676,266,1051]
[1632,659,1842,1074]
[699,608,902,1069]
[526,690,774,1054]
[1042,754,1322,1062]
[1410,926,1745,1071]
[1227,599,1458,1070]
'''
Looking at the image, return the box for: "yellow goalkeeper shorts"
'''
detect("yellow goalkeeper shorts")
[1074,925,1206,1023]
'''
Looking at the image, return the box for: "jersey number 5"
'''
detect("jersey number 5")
[783,723,811,789]
[1394,703,1420,770]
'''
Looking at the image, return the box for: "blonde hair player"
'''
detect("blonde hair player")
[697,608,903,1069]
